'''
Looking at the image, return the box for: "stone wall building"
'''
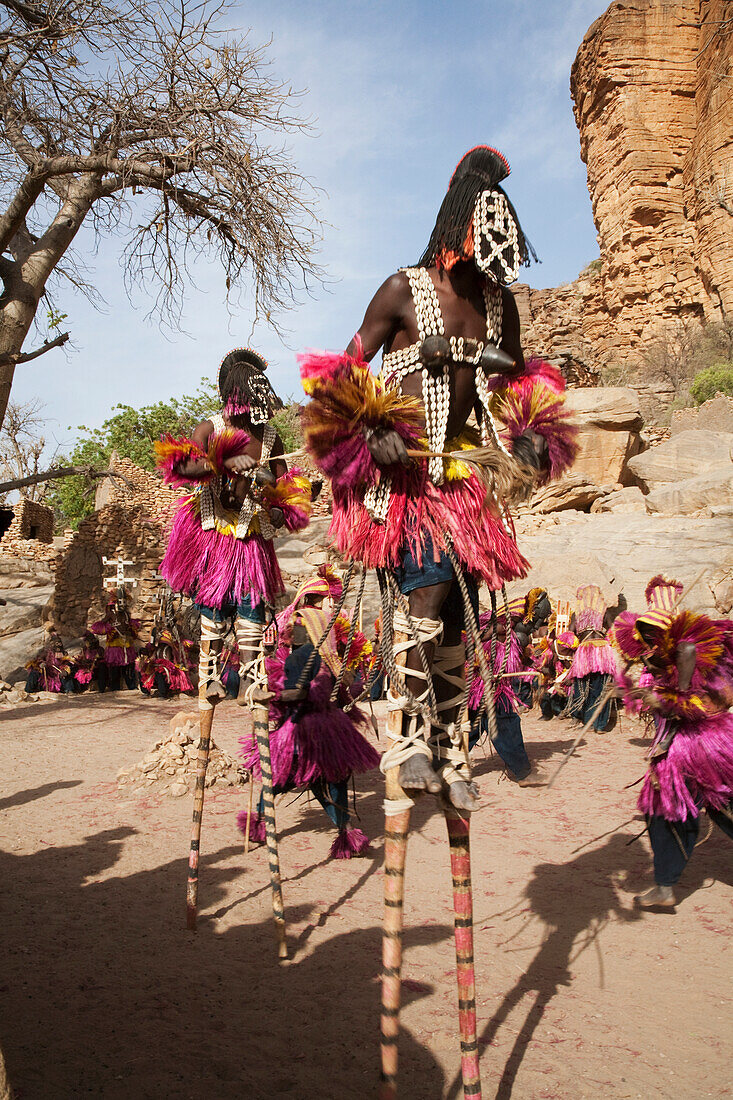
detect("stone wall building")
[47,454,183,639]
[0,498,57,563]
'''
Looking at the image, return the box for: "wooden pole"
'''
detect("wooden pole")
[186,698,215,931]
[252,687,288,961]
[380,770,411,1100]
[244,769,254,854]
[445,810,481,1099]
[380,623,413,1100]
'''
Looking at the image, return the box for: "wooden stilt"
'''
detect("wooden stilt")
[186,699,215,930]
[445,810,481,1098]
[252,688,288,961]
[380,787,411,1100]
[380,620,413,1099]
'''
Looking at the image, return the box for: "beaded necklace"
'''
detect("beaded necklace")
[366,268,510,522]
[198,417,277,539]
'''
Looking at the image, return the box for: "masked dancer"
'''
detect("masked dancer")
[611,577,733,909]
[155,347,313,703]
[300,145,578,1094]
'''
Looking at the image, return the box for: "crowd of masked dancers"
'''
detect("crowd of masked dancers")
[24,561,733,904]
[24,595,196,699]
[15,142,732,1100]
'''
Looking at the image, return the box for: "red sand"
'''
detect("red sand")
[0,694,730,1098]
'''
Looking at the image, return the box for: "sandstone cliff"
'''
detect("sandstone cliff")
[517,0,732,383]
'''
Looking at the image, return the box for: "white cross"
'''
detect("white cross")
[103,556,138,590]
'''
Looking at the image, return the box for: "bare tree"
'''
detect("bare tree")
[641,317,706,397]
[0,0,322,426]
[641,314,733,402]
[0,395,53,501]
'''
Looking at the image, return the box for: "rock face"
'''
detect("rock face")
[627,430,733,489]
[564,386,644,485]
[516,1,733,386]
[512,271,605,378]
[509,513,733,615]
[671,394,733,436]
[645,467,733,516]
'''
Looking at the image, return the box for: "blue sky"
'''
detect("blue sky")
[13,0,609,452]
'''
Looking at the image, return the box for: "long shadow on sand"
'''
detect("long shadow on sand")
[0,779,82,812]
[445,824,733,1100]
[0,823,450,1099]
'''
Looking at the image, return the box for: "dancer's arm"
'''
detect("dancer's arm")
[675,641,697,693]
[345,273,411,362]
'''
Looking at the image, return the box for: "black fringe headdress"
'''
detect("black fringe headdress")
[417,146,537,282]
[218,347,284,425]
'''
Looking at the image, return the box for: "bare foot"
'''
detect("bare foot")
[636,885,675,909]
[446,779,480,811]
[515,766,548,788]
[205,679,226,703]
[399,754,442,795]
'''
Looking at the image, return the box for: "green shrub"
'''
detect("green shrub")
[271,401,303,454]
[49,380,217,528]
[689,363,733,406]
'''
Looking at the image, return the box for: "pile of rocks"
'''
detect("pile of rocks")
[116,711,248,798]
[0,680,57,705]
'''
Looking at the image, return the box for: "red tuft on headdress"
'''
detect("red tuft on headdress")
[449,145,511,188]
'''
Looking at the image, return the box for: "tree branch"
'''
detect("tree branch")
[13,329,69,364]
[0,463,134,495]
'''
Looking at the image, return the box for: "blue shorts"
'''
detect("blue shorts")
[196,595,265,624]
[394,532,478,622]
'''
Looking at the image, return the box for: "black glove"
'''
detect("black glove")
[512,429,548,471]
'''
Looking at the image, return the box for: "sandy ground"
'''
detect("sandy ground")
[0,693,730,1100]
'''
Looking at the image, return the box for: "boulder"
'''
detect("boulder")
[530,475,604,513]
[671,394,733,437]
[591,485,648,514]
[563,387,644,485]
[645,466,733,515]
[0,625,45,682]
[564,386,644,431]
[710,571,733,616]
[627,430,733,490]
[507,512,733,616]
[0,586,54,638]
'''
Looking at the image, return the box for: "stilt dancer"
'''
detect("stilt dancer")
[300,145,579,1094]
[154,346,313,928]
